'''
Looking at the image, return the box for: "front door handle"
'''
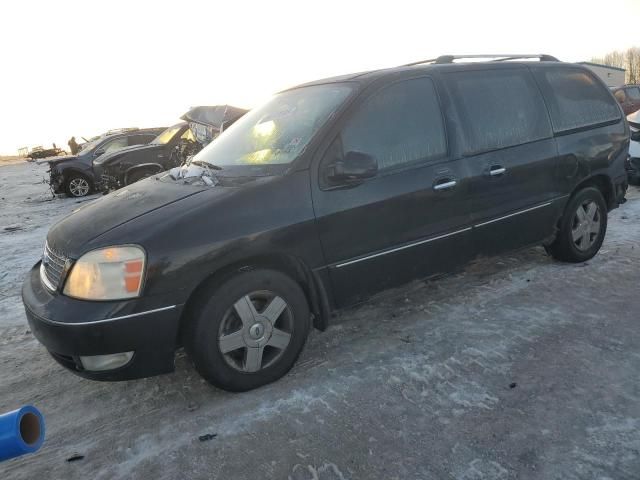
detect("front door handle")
[433,179,457,191]
[489,165,506,176]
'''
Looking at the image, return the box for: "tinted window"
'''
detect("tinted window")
[338,77,446,172]
[128,134,154,146]
[446,68,552,155]
[627,87,640,100]
[538,68,621,132]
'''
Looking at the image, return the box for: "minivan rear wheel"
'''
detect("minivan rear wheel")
[185,269,311,391]
[547,187,607,263]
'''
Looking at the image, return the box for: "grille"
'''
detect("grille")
[40,242,68,291]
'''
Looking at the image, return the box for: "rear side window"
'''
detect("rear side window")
[446,68,552,155]
[339,77,447,172]
[128,134,154,145]
[537,68,621,132]
[627,87,640,100]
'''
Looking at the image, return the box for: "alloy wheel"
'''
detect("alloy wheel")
[69,177,90,197]
[571,200,601,251]
[217,290,294,373]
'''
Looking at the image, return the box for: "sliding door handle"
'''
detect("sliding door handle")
[433,179,457,191]
[489,166,506,176]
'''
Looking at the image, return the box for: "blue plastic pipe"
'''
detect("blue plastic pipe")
[0,405,45,462]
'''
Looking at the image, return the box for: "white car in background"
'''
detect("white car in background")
[627,110,640,185]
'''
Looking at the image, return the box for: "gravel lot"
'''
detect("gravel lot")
[1,161,640,480]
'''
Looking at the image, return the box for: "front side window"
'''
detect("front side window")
[100,137,129,155]
[446,68,552,155]
[537,68,621,132]
[192,84,353,168]
[614,89,627,102]
[333,77,447,174]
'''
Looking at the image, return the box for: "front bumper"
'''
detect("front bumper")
[48,168,65,194]
[22,262,183,381]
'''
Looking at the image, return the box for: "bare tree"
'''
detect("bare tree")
[591,46,640,84]
[626,47,640,84]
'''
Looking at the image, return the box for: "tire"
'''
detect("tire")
[125,169,156,186]
[185,269,311,392]
[64,173,92,198]
[546,187,607,263]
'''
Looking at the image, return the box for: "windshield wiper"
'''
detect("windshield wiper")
[191,160,223,171]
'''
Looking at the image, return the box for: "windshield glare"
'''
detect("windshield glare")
[153,124,183,145]
[192,84,352,168]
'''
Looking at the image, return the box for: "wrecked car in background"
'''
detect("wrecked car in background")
[43,127,165,197]
[28,145,66,160]
[97,105,247,191]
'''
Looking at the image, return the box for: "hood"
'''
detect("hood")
[47,179,209,257]
[38,155,78,166]
[181,105,248,130]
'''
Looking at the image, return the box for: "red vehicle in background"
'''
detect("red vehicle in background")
[612,85,640,115]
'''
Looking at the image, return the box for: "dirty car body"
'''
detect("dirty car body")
[23,56,629,390]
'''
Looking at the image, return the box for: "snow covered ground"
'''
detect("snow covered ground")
[1,161,640,479]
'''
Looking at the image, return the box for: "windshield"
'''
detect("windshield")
[192,84,352,168]
[152,124,184,145]
[78,137,102,153]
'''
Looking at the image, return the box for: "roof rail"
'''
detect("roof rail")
[404,54,559,67]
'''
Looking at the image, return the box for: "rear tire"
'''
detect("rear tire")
[185,269,311,392]
[546,187,607,263]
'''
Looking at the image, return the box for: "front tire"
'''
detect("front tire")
[64,173,92,198]
[185,269,311,392]
[547,187,607,263]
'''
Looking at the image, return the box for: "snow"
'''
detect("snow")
[1,161,640,479]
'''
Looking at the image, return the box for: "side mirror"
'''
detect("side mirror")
[94,148,105,157]
[326,151,378,183]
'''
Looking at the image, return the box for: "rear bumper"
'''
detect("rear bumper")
[22,262,183,381]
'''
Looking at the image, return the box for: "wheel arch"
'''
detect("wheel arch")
[571,174,615,211]
[124,163,164,184]
[178,253,331,345]
[63,167,93,185]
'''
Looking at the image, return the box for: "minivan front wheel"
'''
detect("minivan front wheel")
[547,187,607,263]
[185,269,311,391]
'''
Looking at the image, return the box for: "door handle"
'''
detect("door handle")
[489,166,506,176]
[433,179,457,191]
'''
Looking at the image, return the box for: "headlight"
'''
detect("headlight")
[63,246,146,300]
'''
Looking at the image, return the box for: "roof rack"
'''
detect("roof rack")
[404,54,559,67]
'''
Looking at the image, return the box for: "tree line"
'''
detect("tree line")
[591,47,640,84]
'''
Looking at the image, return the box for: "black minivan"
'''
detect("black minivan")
[23,55,629,391]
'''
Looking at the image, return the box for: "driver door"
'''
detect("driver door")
[311,76,474,307]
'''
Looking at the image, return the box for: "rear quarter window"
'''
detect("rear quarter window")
[536,67,621,133]
[445,68,552,155]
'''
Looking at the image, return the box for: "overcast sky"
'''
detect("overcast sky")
[1,0,639,155]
